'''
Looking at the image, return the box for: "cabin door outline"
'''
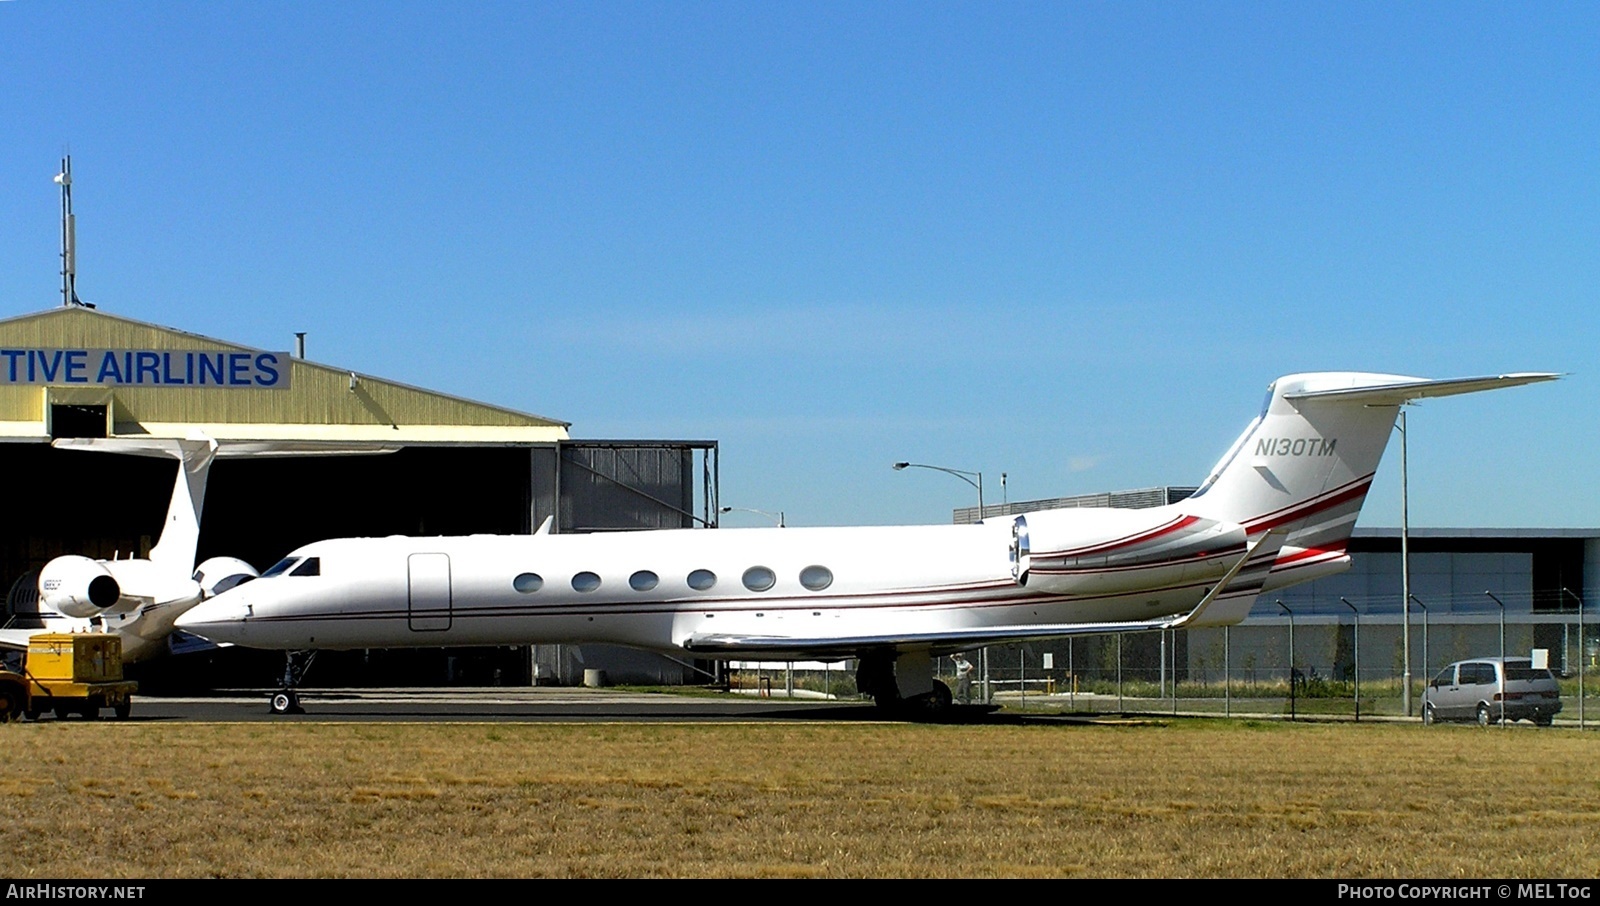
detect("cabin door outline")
[408,552,453,632]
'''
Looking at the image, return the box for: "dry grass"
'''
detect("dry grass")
[0,719,1595,878]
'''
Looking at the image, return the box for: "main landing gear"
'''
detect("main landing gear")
[271,650,317,715]
[855,650,957,719]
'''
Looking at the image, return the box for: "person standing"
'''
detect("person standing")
[953,653,975,705]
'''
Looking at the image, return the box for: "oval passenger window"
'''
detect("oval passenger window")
[742,566,776,592]
[799,565,833,591]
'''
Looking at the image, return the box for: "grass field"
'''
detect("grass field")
[1,717,1594,878]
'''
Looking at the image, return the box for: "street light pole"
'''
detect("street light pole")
[1341,597,1360,721]
[892,462,984,521]
[1486,591,1507,729]
[1562,587,1585,730]
[1279,600,1295,721]
[1399,410,1413,717]
[1410,595,1429,698]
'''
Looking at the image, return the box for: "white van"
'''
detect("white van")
[1422,657,1562,726]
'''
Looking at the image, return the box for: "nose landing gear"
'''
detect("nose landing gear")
[271,650,317,715]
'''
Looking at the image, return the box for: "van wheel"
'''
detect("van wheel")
[1476,704,1491,727]
[1422,704,1436,726]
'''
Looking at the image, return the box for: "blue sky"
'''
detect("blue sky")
[2,2,1594,528]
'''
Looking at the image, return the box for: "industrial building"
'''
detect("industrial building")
[0,306,719,688]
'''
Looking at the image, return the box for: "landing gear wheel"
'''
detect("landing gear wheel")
[1477,704,1491,727]
[271,651,315,715]
[887,681,955,720]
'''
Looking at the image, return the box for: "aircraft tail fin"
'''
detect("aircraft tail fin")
[1181,372,1556,573]
[141,439,219,574]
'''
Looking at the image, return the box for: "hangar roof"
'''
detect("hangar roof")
[0,307,570,444]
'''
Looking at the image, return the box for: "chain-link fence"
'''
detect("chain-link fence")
[736,612,1596,726]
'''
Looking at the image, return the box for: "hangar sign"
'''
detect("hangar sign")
[0,349,292,389]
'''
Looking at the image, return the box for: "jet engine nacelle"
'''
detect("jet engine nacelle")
[194,556,259,598]
[38,555,124,619]
[1010,510,1248,595]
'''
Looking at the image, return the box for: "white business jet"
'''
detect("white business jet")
[0,437,399,665]
[0,437,257,664]
[177,372,1556,715]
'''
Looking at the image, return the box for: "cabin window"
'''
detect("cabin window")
[290,557,321,577]
[629,570,659,592]
[571,572,601,593]
[262,557,301,578]
[742,566,776,592]
[687,569,717,591]
[799,565,833,591]
[513,573,543,593]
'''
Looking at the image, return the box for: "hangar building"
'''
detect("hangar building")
[0,306,718,688]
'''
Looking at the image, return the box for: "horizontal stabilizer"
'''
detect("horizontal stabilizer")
[1283,373,1559,406]
[52,437,402,459]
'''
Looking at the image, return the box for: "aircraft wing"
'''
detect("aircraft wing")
[686,530,1288,659]
[167,630,230,656]
[686,614,1223,660]
[0,628,45,653]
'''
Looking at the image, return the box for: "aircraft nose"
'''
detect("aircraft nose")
[175,586,252,640]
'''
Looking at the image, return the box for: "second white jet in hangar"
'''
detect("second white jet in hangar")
[177,371,1556,714]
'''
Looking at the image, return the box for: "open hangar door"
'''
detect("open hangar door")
[0,444,177,626]
[196,446,536,572]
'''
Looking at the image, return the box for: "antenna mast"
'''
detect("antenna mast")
[55,155,82,308]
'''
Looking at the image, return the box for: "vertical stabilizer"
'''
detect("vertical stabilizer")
[145,438,219,574]
[1183,371,1557,560]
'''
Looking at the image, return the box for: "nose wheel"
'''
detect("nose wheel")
[271,650,316,715]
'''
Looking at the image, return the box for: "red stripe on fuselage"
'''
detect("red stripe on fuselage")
[1032,514,1201,559]
[1242,475,1373,533]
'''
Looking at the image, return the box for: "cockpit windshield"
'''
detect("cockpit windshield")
[261,557,301,578]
